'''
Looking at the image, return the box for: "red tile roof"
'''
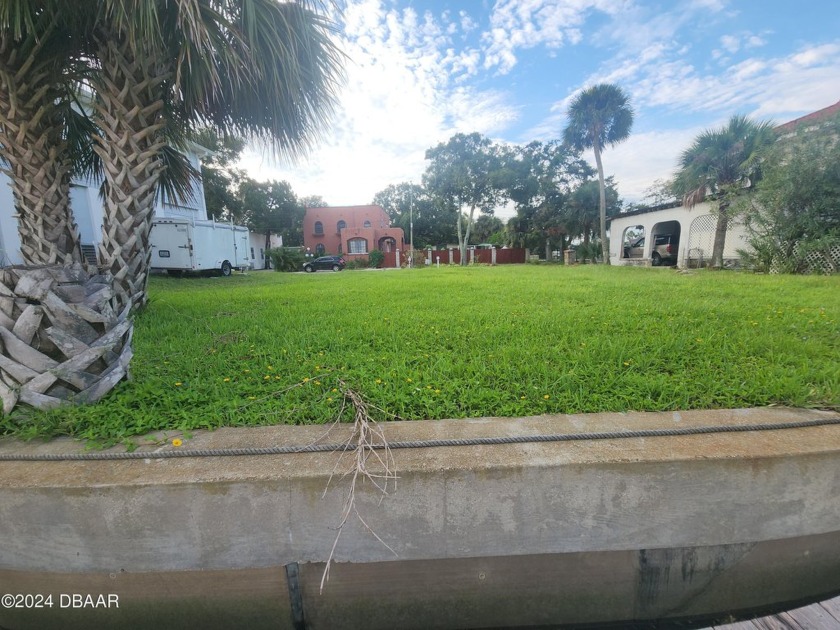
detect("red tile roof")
[774,99,840,134]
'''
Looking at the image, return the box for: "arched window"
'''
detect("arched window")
[315,243,325,256]
[314,221,323,235]
[348,238,368,254]
[363,220,372,228]
[337,220,347,232]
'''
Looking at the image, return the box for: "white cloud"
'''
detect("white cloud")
[482,0,628,74]
[720,34,740,53]
[746,35,767,48]
[606,127,706,202]
[233,0,840,215]
[239,0,519,205]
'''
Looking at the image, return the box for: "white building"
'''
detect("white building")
[608,201,751,268]
[248,232,283,270]
[0,142,273,270]
[0,142,212,267]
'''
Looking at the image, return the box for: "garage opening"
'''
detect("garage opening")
[650,220,681,266]
[622,225,645,259]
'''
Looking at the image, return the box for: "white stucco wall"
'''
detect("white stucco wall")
[0,147,209,266]
[248,232,283,269]
[609,202,751,268]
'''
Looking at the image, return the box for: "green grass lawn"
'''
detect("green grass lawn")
[2,265,838,447]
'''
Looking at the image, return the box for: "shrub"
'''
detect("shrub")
[268,247,306,272]
[368,249,384,268]
[576,241,602,263]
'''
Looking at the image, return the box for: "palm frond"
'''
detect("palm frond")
[563,83,634,152]
[206,0,345,158]
[157,145,200,205]
[675,114,777,201]
[61,100,102,181]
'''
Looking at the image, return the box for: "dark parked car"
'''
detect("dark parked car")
[303,255,346,272]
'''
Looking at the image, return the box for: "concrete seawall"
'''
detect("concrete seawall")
[1,407,839,629]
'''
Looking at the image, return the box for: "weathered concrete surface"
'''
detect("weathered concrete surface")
[1,407,839,629]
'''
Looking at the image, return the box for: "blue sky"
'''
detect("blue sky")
[240,0,840,216]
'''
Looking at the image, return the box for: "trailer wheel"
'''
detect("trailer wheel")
[220,261,233,276]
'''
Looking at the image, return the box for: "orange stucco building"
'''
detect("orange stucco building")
[302,205,405,259]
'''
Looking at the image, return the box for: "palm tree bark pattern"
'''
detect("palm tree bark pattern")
[0,34,82,266]
[91,36,168,313]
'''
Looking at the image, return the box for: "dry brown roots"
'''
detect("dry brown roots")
[320,380,397,593]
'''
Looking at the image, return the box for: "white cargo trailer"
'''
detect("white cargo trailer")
[150,218,251,276]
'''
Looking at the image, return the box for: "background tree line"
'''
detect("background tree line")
[373,134,621,261]
[203,130,626,263]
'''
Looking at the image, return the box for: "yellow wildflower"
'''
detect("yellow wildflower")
[172,439,182,447]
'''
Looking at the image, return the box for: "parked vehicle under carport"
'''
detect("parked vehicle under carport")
[623,234,679,266]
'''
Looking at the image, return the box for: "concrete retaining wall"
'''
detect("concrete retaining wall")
[1,407,839,629]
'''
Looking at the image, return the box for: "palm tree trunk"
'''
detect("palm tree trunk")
[0,41,82,266]
[711,202,729,269]
[592,141,610,265]
[90,36,168,312]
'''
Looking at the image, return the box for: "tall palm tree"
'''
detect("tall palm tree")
[0,4,89,265]
[563,83,634,265]
[673,115,775,268]
[88,0,343,311]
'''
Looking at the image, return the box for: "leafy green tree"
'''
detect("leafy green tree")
[673,114,775,268]
[372,182,457,248]
[423,133,506,264]
[300,194,328,208]
[239,179,305,265]
[472,214,504,244]
[740,116,840,272]
[569,178,620,249]
[194,129,247,223]
[502,140,593,257]
[563,83,634,264]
